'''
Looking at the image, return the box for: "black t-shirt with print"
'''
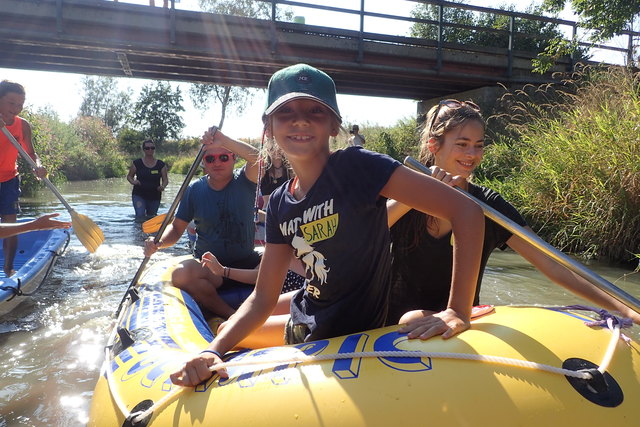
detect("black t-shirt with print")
[387,183,527,324]
[267,147,401,341]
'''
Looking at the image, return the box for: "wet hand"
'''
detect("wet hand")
[429,166,466,188]
[170,350,228,387]
[399,308,470,340]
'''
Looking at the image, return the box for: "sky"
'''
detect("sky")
[1,0,629,140]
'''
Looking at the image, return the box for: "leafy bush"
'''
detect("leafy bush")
[17,112,127,193]
[117,127,147,156]
[18,109,71,195]
[168,155,204,175]
[345,117,420,162]
[60,117,128,180]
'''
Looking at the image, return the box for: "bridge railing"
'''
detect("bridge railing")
[129,0,638,71]
[266,0,638,71]
[90,1,639,74]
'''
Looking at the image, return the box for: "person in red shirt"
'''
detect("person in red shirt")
[0,80,47,276]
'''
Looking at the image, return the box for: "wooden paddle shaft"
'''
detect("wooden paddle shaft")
[404,156,640,315]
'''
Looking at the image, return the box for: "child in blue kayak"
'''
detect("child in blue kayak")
[0,80,48,276]
[171,63,485,386]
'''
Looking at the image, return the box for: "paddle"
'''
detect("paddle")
[403,156,640,315]
[1,126,104,253]
[141,213,167,234]
[114,127,217,317]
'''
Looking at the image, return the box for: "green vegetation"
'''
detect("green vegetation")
[475,66,640,263]
[543,0,640,41]
[340,118,420,163]
[19,110,128,193]
[410,1,568,54]
[132,81,185,143]
[341,66,639,265]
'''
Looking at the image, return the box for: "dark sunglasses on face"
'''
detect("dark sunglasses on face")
[428,99,481,136]
[204,153,231,164]
[143,146,155,150]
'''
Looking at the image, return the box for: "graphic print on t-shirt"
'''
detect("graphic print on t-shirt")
[280,198,337,297]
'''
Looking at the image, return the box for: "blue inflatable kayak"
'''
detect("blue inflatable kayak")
[0,220,70,316]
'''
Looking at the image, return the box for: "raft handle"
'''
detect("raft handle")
[117,327,135,351]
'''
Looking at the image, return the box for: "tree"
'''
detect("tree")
[79,76,132,133]
[410,1,570,53]
[538,1,639,71]
[189,84,254,129]
[543,0,640,41]
[198,0,275,18]
[189,1,293,129]
[132,81,185,143]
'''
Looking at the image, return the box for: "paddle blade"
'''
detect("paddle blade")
[71,211,105,253]
[142,213,167,234]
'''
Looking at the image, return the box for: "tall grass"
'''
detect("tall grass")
[476,66,640,263]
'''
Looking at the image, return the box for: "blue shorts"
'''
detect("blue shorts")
[0,176,21,216]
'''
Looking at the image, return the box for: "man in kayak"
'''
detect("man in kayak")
[144,135,261,318]
[0,80,48,277]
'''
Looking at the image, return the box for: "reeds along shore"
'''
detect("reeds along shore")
[477,65,640,265]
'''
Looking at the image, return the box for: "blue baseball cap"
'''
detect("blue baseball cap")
[263,63,341,122]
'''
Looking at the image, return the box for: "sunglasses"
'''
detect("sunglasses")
[143,146,155,151]
[204,153,231,164]
[427,99,480,136]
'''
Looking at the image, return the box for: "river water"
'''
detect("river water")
[0,175,639,426]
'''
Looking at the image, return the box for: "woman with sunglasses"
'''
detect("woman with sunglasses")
[144,138,261,319]
[127,139,168,220]
[386,99,640,331]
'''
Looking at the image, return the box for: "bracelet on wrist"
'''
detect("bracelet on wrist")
[200,349,223,359]
[223,266,230,279]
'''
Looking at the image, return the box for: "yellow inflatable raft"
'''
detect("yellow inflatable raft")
[89,257,640,426]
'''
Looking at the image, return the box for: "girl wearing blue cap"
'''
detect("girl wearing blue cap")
[171,64,485,386]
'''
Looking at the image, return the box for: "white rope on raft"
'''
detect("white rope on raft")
[129,339,616,425]
[597,318,620,374]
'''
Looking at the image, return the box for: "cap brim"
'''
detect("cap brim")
[263,92,341,121]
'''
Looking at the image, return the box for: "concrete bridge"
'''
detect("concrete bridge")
[0,0,635,101]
